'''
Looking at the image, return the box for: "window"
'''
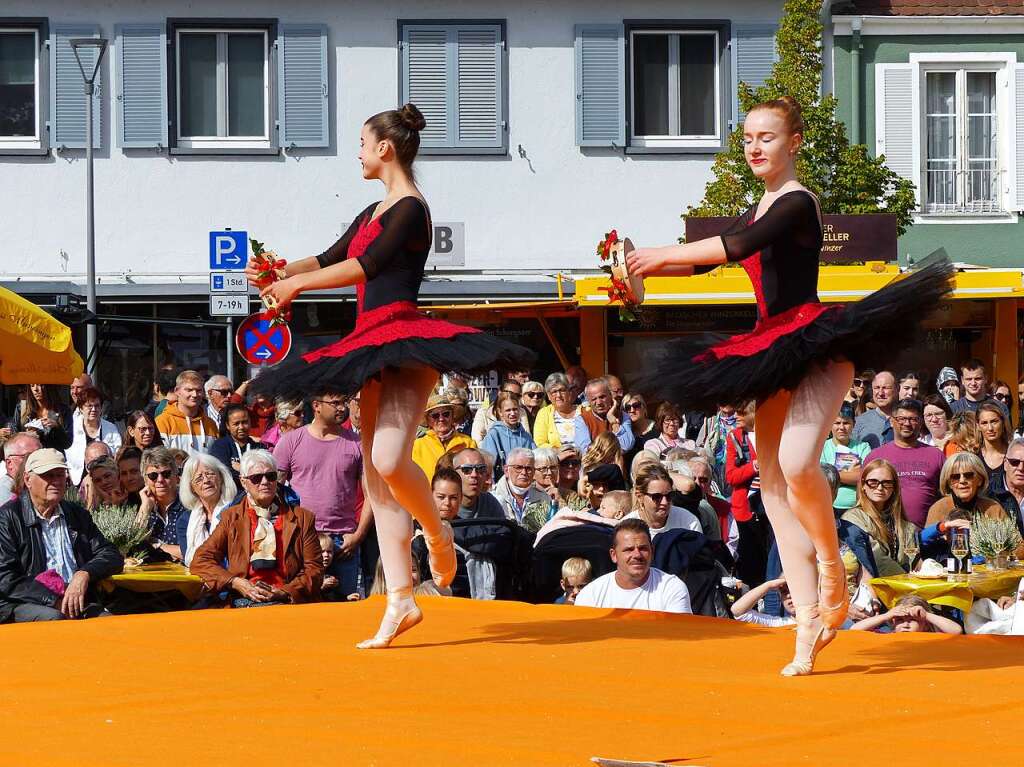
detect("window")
[0,27,41,149]
[399,21,506,154]
[175,28,269,149]
[629,28,720,148]
[923,69,1000,214]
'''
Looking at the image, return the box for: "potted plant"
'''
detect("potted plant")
[90,504,153,568]
[971,517,1023,570]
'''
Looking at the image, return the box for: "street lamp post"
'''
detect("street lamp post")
[70,37,108,380]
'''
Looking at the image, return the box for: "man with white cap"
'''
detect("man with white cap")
[0,448,123,622]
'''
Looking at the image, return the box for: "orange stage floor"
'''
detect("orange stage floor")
[1,596,1021,767]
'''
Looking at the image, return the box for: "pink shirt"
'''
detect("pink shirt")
[273,426,362,534]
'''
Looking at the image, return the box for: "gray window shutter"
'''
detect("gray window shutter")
[278,24,329,148]
[50,25,103,149]
[1015,65,1024,211]
[574,24,624,147]
[403,26,452,147]
[874,63,918,207]
[114,24,167,149]
[733,23,777,123]
[455,26,502,149]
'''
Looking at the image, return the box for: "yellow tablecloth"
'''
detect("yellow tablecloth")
[871,566,1024,613]
[100,562,204,602]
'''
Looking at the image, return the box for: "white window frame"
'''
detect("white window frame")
[909,52,1017,224]
[175,28,270,150]
[628,28,721,149]
[0,27,42,150]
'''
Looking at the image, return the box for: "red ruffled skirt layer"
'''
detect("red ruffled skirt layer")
[636,258,955,412]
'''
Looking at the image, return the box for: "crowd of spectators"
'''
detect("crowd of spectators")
[0,358,1023,634]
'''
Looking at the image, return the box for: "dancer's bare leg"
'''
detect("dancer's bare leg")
[778,358,853,629]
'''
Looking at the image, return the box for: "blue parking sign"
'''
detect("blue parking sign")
[209,231,248,270]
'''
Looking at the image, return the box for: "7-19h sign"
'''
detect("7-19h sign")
[236,311,292,366]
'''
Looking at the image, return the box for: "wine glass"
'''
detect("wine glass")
[903,529,920,572]
[950,530,969,581]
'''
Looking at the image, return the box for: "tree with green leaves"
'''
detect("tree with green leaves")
[686,0,916,236]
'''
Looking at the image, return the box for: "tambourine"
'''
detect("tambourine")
[607,237,645,304]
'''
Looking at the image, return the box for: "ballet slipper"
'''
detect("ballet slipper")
[356,586,422,650]
[424,522,456,589]
[780,604,836,677]
[817,557,849,629]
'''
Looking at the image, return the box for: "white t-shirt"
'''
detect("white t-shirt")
[735,611,796,628]
[574,568,692,614]
[624,506,702,537]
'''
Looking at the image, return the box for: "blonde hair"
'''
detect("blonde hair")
[854,459,908,550]
[976,402,1011,452]
[582,431,623,472]
[947,412,980,454]
[560,556,592,582]
[317,532,334,553]
[894,594,931,613]
[599,490,631,519]
[938,451,989,497]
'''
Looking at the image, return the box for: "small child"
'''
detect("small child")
[318,533,346,601]
[850,594,962,634]
[557,557,593,605]
[729,576,796,627]
[533,489,630,546]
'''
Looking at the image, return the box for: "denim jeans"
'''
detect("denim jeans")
[328,534,362,597]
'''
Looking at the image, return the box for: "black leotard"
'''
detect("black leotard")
[315,196,431,312]
[694,190,823,319]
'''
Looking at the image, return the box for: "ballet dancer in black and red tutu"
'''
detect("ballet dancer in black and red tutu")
[246,104,534,648]
[627,96,953,675]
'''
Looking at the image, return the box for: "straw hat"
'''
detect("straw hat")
[422,392,467,426]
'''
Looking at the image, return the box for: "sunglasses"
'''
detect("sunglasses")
[146,469,175,481]
[210,388,233,396]
[644,492,671,504]
[559,459,581,469]
[244,471,279,484]
[863,479,895,490]
[950,471,977,483]
[428,409,454,420]
[993,393,1010,402]
[523,392,543,398]
[1006,457,1024,469]
[624,402,644,411]
[852,378,865,387]
[457,464,488,475]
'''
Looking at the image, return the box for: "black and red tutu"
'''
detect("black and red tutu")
[252,300,535,399]
[636,257,955,412]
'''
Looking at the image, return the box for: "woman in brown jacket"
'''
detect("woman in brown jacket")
[190,449,323,606]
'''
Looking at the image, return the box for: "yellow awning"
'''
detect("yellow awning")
[575,262,1024,306]
[0,286,84,384]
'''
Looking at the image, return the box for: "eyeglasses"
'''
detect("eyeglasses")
[244,471,279,485]
[315,399,346,410]
[457,464,488,475]
[661,416,681,424]
[548,387,568,396]
[950,471,977,483]
[134,425,155,433]
[191,471,219,483]
[993,393,1010,402]
[559,459,581,469]
[644,492,671,504]
[428,409,454,421]
[893,415,920,424]
[863,479,896,490]
[146,469,175,481]
[536,465,558,474]
[923,412,946,421]
[693,475,712,485]
[624,402,644,411]
[507,464,535,474]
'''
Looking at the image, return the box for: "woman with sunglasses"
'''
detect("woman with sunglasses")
[977,402,1012,493]
[248,106,532,647]
[924,451,1022,559]
[840,459,915,576]
[259,397,304,449]
[621,393,658,470]
[125,410,164,451]
[624,464,702,538]
[627,96,954,675]
[190,450,323,607]
[844,371,874,417]
[520,381,546,433]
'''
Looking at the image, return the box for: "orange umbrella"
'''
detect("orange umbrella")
[0,285,84,384]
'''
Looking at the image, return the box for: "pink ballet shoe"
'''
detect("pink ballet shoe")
[356,586,423,649]
[424,522,456,589]
[817,558,849,629]
[781,604,837,677]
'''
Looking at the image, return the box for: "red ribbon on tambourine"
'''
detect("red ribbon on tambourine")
[249,238,291,327]
[595,230,644,322]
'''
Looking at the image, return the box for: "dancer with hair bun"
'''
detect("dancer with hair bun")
[628,96,953,675]
[247,104,534,648]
